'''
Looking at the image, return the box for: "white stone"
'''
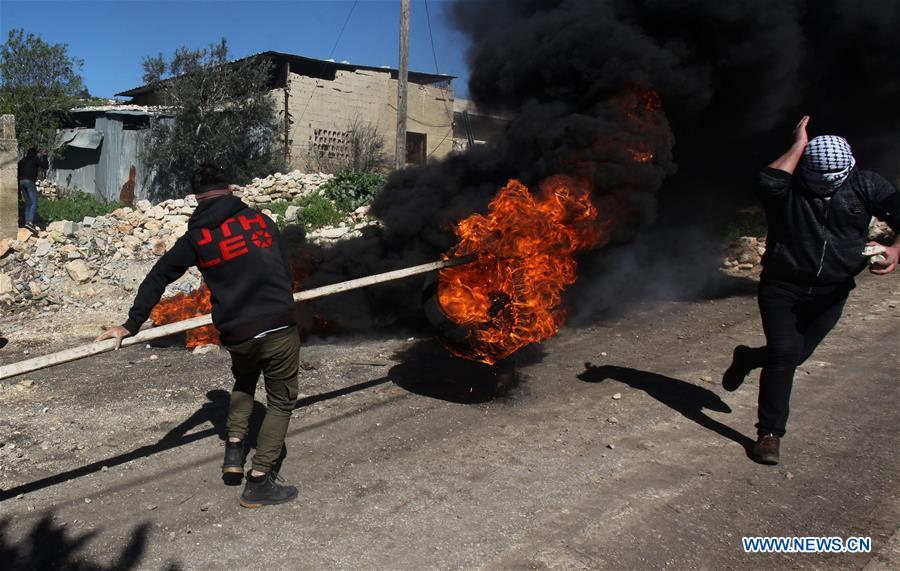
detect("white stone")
[62,220,81,236]
[33,240,52,257]
[0,273,13,295]
[47,221,67,234]
[316,227,350,240]
[285,205,300,222]
[136,199,152,212]
[192,344,220,355]
[82,216,96,227]
[122,235,142,250]
[65,260,95,283]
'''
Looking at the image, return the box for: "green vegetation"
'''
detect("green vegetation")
[266,194,346,232]
[33,192,118,223]
[0,28,88,152]
[141,38,284,200]
[319,170,386,211]
[264,170,385,232]
[724,206,767,243]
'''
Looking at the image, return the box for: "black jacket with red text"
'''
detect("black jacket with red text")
[123,195,296,345]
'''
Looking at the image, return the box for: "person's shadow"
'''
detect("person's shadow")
[578,363,754,449]
[0,390,267,500]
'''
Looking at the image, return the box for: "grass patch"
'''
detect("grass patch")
[33,192,118,223]
[265,194,348,232]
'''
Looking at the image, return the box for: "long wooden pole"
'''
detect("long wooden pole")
[394,0,410,170]
[0,257,470,381]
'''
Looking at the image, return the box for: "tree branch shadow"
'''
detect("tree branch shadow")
[0,513,181,571]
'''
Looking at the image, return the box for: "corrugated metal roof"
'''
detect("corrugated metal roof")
[116,50,455,97]
[54,127,103,149]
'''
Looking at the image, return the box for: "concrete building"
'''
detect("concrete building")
[452,98,512,153]
[117,51,456,171]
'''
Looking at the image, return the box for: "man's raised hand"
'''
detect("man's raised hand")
[793,115,810,148]
[95,325,131,350]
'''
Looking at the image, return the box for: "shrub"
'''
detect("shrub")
[34,192,118,223]
[265,194,346,232]
[294,194,346,230]
[320,169,386,211]
[724,206,767,243]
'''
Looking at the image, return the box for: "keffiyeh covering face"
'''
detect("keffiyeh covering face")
[799,135,856,196]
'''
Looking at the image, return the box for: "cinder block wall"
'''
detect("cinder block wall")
[285,68,453,170]
[0,115,18,239]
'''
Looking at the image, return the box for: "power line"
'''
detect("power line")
[424,0,454,158]
[294,0,359,128]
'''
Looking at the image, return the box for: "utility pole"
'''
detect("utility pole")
[395,0,409,170]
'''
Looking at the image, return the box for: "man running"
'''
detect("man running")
[723,116,899,465]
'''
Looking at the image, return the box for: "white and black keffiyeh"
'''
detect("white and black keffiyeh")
[799,135,856,196]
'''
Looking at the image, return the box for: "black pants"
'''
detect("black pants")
[749,280,850,437]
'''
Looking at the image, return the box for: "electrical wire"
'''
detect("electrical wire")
[294,0,359,128]
[423,0,454,158]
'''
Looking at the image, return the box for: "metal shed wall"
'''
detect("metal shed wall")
[50,113,166,202]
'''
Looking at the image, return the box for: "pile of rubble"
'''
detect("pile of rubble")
[36,179,60,200]
[722,219,894,271]
[0,171,373,307]
[0,201,204,308]
[723,236,766,271]
[232,171,334,206]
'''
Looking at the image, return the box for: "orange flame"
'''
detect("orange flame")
[437,175,610,364]
[150,284,220,348]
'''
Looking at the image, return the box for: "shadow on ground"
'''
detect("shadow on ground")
[0,390,254,500]
[388,339,539,404]
[578,362,754,449]
[0,369,408,500]
[0,513,180,571]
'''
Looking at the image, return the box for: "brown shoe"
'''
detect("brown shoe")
[751,434,780,465]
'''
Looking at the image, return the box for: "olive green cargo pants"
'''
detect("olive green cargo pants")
[225,326,300,473]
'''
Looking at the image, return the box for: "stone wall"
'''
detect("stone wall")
[0,115,18,240]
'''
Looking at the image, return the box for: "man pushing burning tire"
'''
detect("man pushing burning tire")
[97,164,300,508]
[722,116,900,465]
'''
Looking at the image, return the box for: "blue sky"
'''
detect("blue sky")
[0,0,472,98]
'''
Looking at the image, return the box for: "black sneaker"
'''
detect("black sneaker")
[239,472,298,508]
[222,440,245,474]
[24,222,39,234]
[751,434,780,465]
[722,345,761,392]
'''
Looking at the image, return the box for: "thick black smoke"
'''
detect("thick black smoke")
[293,0,900,335]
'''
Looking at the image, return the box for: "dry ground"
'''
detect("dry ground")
[0,269,897,570]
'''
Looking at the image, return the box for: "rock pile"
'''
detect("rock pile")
[0,205,204,307]
[36,179,60,200]
[723,219,895,271]
[232,171,333,206]
[723,236,766,271]
[0,171,362,307]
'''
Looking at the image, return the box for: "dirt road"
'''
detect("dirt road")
[1,270,897,570]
